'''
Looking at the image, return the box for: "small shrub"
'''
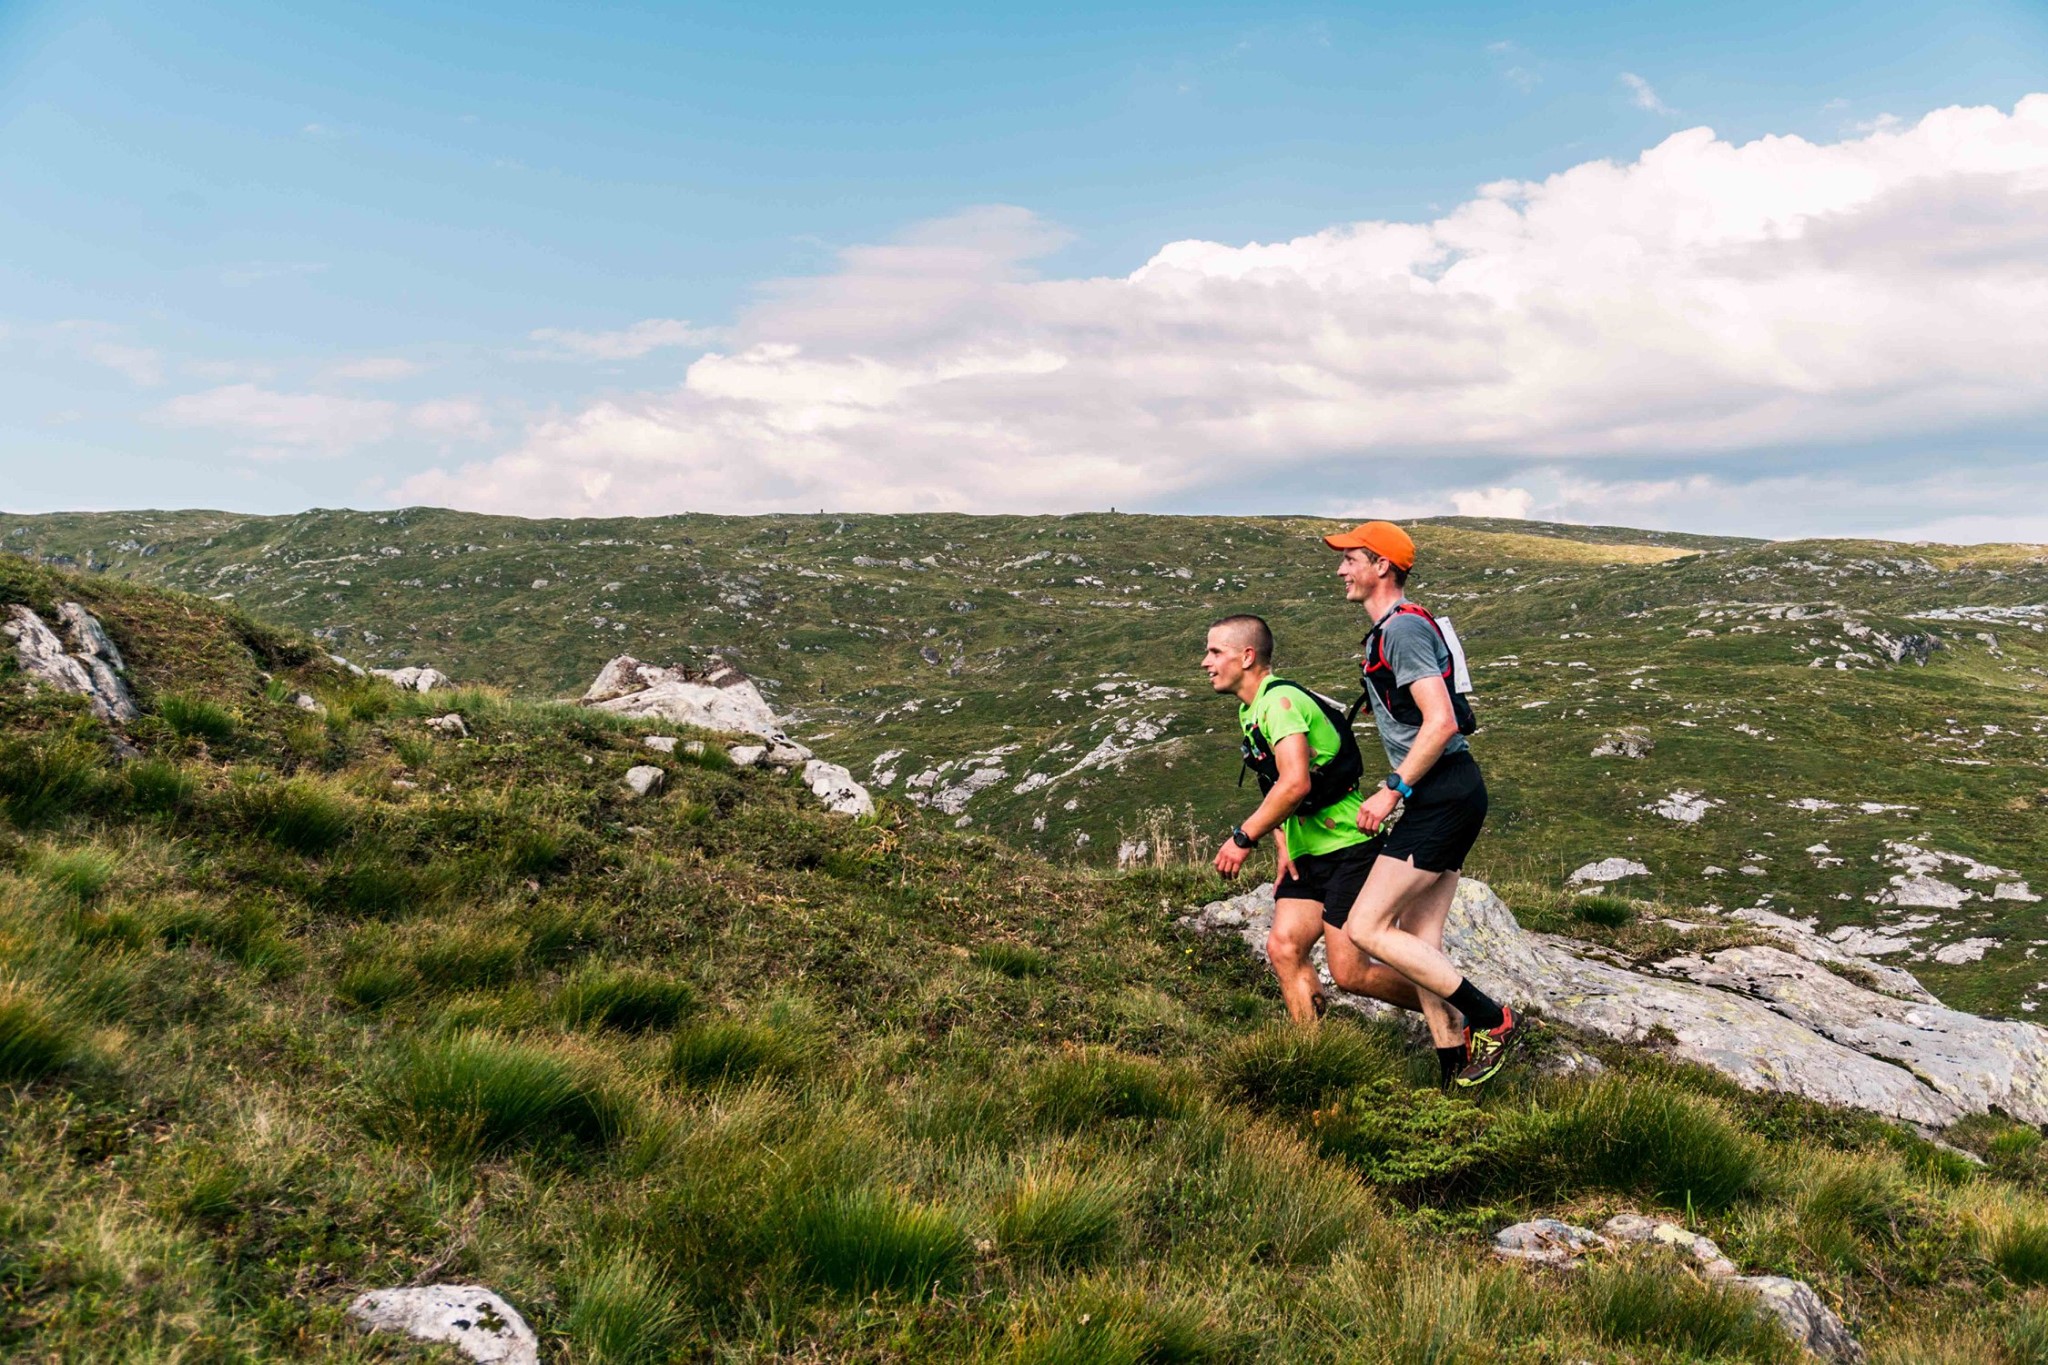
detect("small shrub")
[1215,1021,1396,1115]
[37,845,117,903]
[997,1169,1128,1270]
[974,942,1052,979]
[788,1188,970,1299]
[239,779,357,855]
[1582,1263,1794,1362]
[122,758,196,816]
[1572,894,1635,929]
[668,1019,803,1087]
[159,694,237,742]
[0,736,105,828]
[1993,1217,2048,1288]
[1028,1050,1182,1131]
[379,1031,615,1157]
[1310,1079,1501,1197]
[0,978,85,1082]
[556,965,696,1033]
[565,1247,684,1365]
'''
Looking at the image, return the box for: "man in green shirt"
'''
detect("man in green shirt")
[1204,614,1422,1027]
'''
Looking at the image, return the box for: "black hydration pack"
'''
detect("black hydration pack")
[1239,680,1367,816]
[1354,602,1479,735]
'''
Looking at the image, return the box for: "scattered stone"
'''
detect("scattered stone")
[728,744,766,768]
[292,691,324,713]
[346,1285,538,1365]
[642,736,678,753]
[1727,1276,1865,1363]
[425,713,468,738]
[1646,789,1719,823]
[623,765,665,797]
[392,779,418,791]
[767,737,813,766]
[371,665,452,692]
[1493,1219,1609,1267]
[1569,858,1651,885]
[582,654,781,736]
[803,760,875,817]
[1602,1214,1737,1277]
[682,739,706,757]
[1932,937,1999,965]
[1591,726,1654,759]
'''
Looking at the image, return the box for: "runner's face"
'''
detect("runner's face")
[1202,628,1247,693]
[1337,548,1377,600]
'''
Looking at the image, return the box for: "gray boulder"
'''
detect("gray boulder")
[623,765,666,797]
[582,654,782,736]
[425,713,469,738]
[1592,726,1654,759]
[1728,1275,1865,1363]
[4,602,140,725]
[1602,1213,1737,1277]
[345,1285,537,1365]
[1492,1218,1609,1267]
[371,665,453,692]
[804,759,875,817]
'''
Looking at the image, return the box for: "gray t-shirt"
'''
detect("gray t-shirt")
[1364,603,1470,771]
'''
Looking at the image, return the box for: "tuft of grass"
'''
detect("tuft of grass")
[555,964,697,1033]
[158,693,237,742]
[122,758,197,817]
[1215,1021,1397,1115]
[0,736,105,829]
[1993,1217,2048,1288]
[236,777,357,855]
[997,1168,1129,1271]
[787,1187,971,1299]
[335,959,418,1010]
[1581,1263,1794,1362]
[412,924,527,990]
[504,825,571,877]
[668,1018,804,1087]
[974,941,1052,979]
[36,845,117,903]
[314,861,431,919]
[377,1030,615,1158]
[1028,1050,1183,1131]
[1493,1075,1763,1213]
[564,1247,685,1365]
[0,977,87,1082]
[1007,1285,1234,1365]
[1571,893,1635,929]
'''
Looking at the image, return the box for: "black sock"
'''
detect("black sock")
[1436,1045,1468,1085]
[1448,978,1505,1032]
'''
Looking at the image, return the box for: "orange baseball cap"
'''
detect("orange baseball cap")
[1322,520,1416,571]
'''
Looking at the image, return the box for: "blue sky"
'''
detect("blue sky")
[4,0,2047,538]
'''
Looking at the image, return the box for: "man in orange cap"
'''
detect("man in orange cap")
[1322,520,1524,1087]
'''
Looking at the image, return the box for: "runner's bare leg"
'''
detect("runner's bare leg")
[1267,897,1330,1025]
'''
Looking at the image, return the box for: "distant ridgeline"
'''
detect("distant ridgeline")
[6,507,2045,1014]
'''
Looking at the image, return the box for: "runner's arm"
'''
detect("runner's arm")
[1394,672,1460,788]
[1241,732,1312,841]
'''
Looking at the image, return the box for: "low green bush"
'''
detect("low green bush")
[555,965,696,1033]
[1309,1079,1500,1198]
[668,1018,805,1087]
[0,977,86,1082]
[1581,1263,1793,1362]
[1491,1075,1763,1212]
[378,1030,615,1157]
[1028,1050,1182,1131]
[788,1187,970,1299]
[1571,894,1635,929]
[1215,1021,1397,1115]
[159,694,237,742]
[997,1169,1128,1271]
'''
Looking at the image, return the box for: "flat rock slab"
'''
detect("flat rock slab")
[1493,1218,1609,1266]
[1603,1213,1737,1277]
[346,1285,538,1365]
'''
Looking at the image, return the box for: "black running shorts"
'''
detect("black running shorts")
[1384,750,1488,873]
[1274,835,1386,927]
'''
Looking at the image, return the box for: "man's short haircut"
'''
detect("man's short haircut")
[1210,613,1274,666]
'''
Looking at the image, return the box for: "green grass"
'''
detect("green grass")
[0,977,85,1082]
[564,1247,685,1365]
[233,776,356,854]
[997,1168,1130,1270]
[377,1030,616,1158]
[1571,893,1635,929]
[554,964,696,1032]
[0,735,104,829]
[1028,1050,1184,1131]
[158,693,237,742]
[1994,1218,2048,1288]
[667,1017,805,1087]
[787,1187,971,1299]
[1497,1074,1765,1212]
[974,941,1053,978]
[1214,1020,1397,1115]
[1582,1263,1795,1362]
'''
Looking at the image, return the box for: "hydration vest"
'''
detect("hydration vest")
[1238,679,1366,816]
[1353,603,1479,736]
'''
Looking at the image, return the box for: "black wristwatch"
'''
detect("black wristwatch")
[1230,826,1257,850]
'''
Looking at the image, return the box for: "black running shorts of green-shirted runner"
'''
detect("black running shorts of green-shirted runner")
[1273,832,1387,926]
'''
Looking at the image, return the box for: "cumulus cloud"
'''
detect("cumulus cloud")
[409,398,495,443]
[328,357,425,382]
[154,384,398,457]
[1620,72,1673,115]
[399,97,2048,530]
[527,318,717,360]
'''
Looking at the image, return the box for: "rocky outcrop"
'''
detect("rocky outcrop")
[1181,879,2048,1129]
[804,759,875,817]
[1591,726,1654,759]
[346,1285,537,1365]
[4,602,139,725]
[371,665,452,692]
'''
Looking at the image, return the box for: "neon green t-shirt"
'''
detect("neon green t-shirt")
[1238,676,1369,859]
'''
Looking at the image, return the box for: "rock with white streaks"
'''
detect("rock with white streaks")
[346,1285,538,1365]
[4,602,140,725]
[803,759,874,817]
[371,665,453,693]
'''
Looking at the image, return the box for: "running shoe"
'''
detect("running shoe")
[1454,1006,1521,1088]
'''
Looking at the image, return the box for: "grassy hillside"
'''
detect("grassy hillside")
[6,555,2048,1362]
[7,508,2045,1017]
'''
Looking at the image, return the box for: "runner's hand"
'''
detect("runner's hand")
[1356,787,1400,835]
[1214,840,1250,878]
[1273,846,1298,887]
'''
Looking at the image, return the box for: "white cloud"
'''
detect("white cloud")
[527,318,716,360]
[1451,486,1535,520]
[154,384,397,457]
[83,342,162,387]
[328,357,425,382]
[409,398,494,443]
[400,97,2048,531]
[1621,72,1673,115]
